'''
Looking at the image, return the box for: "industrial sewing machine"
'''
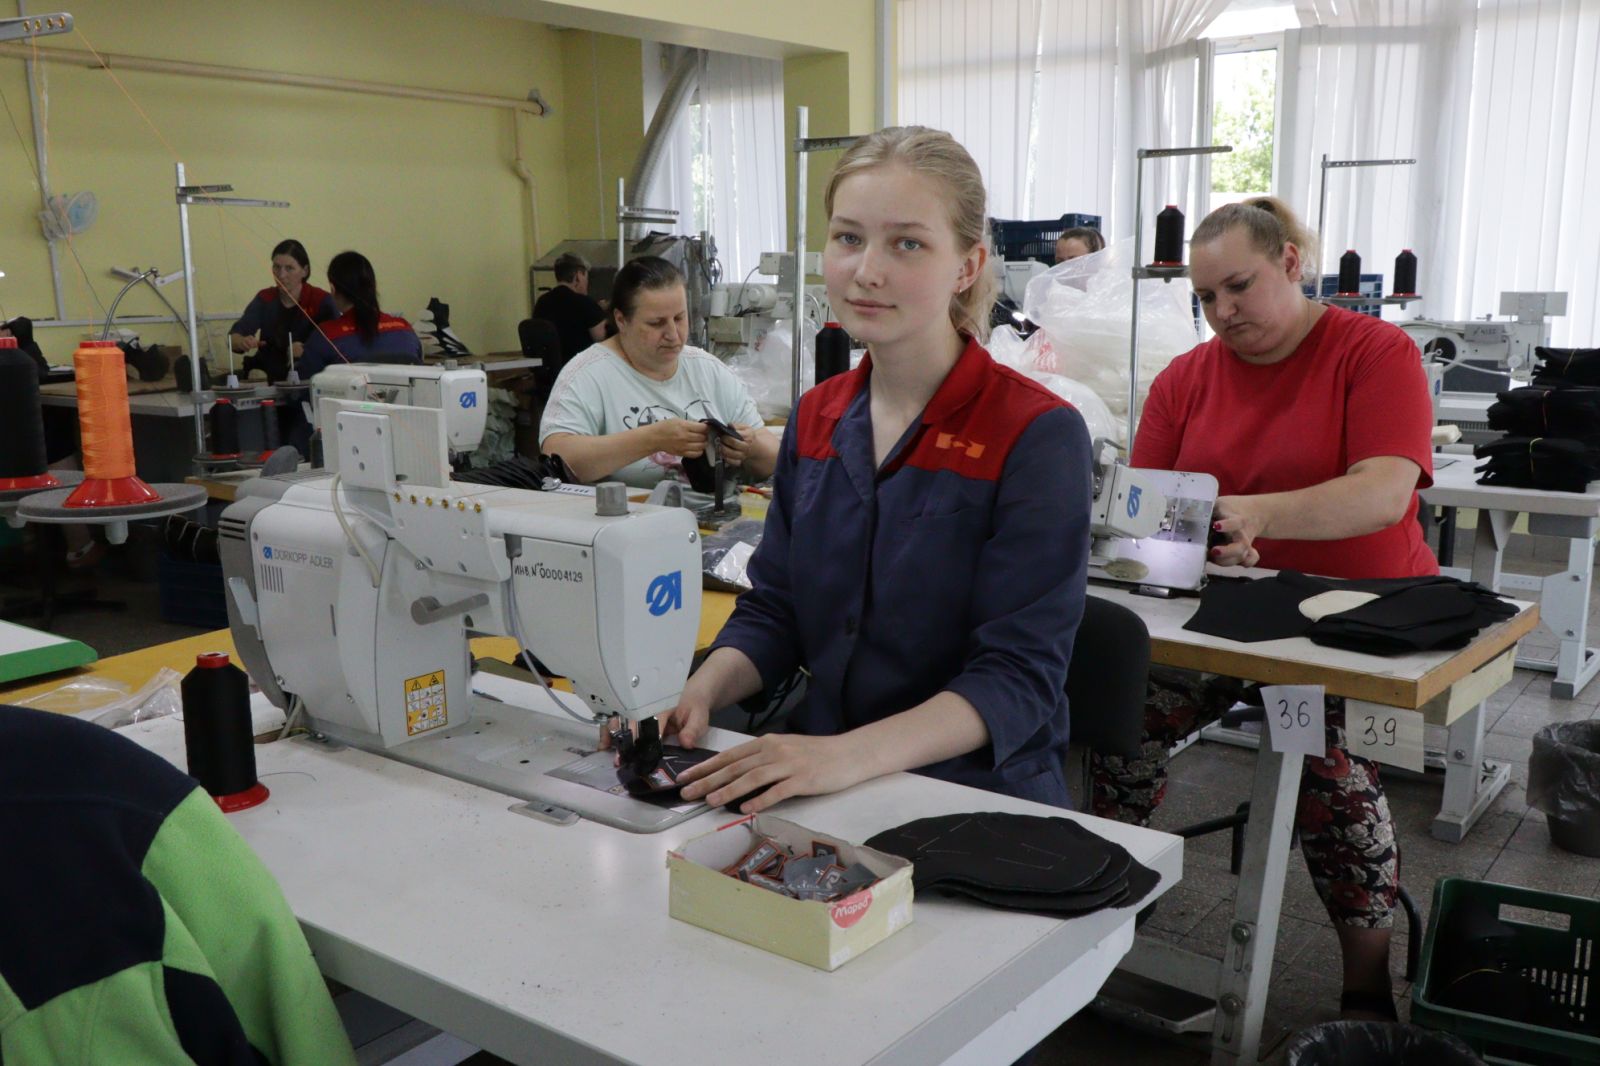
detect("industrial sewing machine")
[1403,291,1568,445]
[218,395,705,832]
[1088,441,1218,594]
[310,363,489,458]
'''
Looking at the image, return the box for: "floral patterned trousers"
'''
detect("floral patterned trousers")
[1089,667,1399,929]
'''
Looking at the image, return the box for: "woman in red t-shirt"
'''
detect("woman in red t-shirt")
[1095,197,1433,1021]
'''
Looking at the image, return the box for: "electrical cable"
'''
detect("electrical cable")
[731,265,761,315]
[328,473,382,588]
[277,694,306,740]
[501,563,607,727]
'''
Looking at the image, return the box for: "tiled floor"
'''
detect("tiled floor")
[8,520,1600,1063]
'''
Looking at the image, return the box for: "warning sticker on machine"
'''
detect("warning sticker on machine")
[404,670,448,736]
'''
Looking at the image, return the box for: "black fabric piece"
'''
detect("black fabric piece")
[1487,385,1600,439]
[1474,435,1600,492]
[452,452,578,488]
[1533,346,1600,388]
[163,965,271,1066]
[1183,573,1321,643]
[863,812,1158,917]
[0,705,195,1008]
[1184,572,1516,656]
[615,744,717,802]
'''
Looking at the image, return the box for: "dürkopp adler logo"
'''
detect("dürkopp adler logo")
[646,571,683,616]
[458,391,478,409]
[1126,485,1142,519]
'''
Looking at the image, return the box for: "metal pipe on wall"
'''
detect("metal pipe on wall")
[0,41,548,115]
[16,1,65,321]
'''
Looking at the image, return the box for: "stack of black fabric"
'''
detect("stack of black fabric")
[864,812,1158,916]
[1474,350,1600,491]
[1184,571,1518,655]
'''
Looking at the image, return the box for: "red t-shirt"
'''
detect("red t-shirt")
[1132,304,1437,579]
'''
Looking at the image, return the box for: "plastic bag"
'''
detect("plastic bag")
[1285,1021,1481,1065]
[727,321,813,421]
[1528,721,1600,855]
[14,667,183,730]
[1022,237,1200,445]
[702,517,765,592]
[986,326,1119,445]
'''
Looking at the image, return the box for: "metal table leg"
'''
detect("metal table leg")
[1210,745,1302,1065]
[1428,700,1510,842]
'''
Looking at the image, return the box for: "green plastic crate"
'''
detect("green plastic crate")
[1414,877,1600,1065]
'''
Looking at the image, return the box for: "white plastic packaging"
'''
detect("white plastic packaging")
[1021,237,1200,444]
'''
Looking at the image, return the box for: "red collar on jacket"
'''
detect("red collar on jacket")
[319,308,412,341]
[257,282,331,320]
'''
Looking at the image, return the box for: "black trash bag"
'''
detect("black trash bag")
[1285,1021,1482,1065]
[1528,721,1600,856]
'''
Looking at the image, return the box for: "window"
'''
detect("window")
[1207,37,1280,215]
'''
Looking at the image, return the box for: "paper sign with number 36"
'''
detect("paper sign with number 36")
[1260,684,1326,759]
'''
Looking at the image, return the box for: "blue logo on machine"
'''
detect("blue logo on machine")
[1127,486,1142,519]
[262,546,273,559]
[459,391,478,409]
[646,571,683,616]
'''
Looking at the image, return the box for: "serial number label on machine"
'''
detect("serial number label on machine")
[404,670,448,736]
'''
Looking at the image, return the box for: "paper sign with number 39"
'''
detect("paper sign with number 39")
[1260,684,1326,759]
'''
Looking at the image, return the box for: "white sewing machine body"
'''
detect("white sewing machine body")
[219,398,704,830]
[310,363,489,455]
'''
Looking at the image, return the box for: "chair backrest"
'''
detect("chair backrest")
[1065,595,1150,759]
[518,318,562,367]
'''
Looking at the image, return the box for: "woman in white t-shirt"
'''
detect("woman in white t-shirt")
[538,257,779,488]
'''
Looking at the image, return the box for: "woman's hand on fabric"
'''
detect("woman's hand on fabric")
[650,418,710,459]
[676,733,867,814]
[1211,495,1265,567]
[717,424,754,468]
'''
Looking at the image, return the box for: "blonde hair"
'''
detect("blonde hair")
[823,125,996,341]
[1190,196,1319,283]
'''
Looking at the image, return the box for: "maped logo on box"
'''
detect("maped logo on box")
[829,889,873,928]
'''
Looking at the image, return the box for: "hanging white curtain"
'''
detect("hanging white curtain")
[1452,0,1600,346]
[1031,0,1122,225]
[644,46,785,285]
[1124,0,1233,241]
[896,0,1043,217]
[1278,2,1476,300]
[700,51,787,283]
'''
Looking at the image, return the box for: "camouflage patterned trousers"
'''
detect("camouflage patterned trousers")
[1089,667,1399,929]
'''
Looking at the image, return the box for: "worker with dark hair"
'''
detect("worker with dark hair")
[297,250,421,377]
[229,238,337,366]
[1054,226,1105,263]
[534,251,608,363]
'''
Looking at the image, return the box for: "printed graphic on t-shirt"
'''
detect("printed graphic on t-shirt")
[622,397,717,429]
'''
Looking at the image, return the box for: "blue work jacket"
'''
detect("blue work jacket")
[713,338,1094,806]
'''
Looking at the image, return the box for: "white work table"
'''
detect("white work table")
[1421,456,1600,698]
[121,707,1182,1066]
[1085,573,1535,1065]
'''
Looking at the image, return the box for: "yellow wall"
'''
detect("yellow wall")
[0,0,570,362]
[0,1,878,364]
[559,31,643,241]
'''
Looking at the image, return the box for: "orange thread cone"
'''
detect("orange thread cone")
[65,341,161,507]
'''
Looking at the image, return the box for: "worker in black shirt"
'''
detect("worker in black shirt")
[533,253,608,369]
